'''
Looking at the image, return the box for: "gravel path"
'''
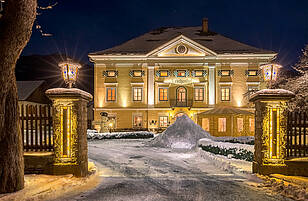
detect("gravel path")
[58,139,291,201]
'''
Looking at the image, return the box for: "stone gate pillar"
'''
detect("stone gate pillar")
[46,88,92,177]
[249,89,294,175]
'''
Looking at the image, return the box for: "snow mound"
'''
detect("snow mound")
[151,114,213,149]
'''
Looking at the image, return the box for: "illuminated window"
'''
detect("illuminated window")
[221,87,230,101]
[249,118,255,132]
[159,70,169,77]
[159,88,168,101]
[133,88,142,101]
[177,70,186,77]
[106,87,116,101]
[194,88,204,101]
[159,116,168,127]
[221,70,231,76]
[202,118,209,131]
[132,70,143,77]
[247,70,258,76]
[194,70,204,77]
[218,118,227,132]
[133,115,143,127]
[107,70,116,77]
[237,118,244,132]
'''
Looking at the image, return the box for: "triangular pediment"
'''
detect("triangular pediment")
[147,35,217,57]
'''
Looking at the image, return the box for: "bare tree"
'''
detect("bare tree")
[0,0,37,193]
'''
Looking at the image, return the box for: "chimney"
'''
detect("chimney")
[202,18,208,33]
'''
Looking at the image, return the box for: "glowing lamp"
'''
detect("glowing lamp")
[58,59,81,88]
[260,63,281,82]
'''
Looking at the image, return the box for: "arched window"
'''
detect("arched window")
[177,87,186,102]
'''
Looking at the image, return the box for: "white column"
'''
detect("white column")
[148,66,155,106]
[208,66,216,106]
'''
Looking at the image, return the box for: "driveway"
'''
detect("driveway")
[59,139,291,201]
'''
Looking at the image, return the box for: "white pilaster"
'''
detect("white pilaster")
[208,66,216,106]
[148,66,155,106]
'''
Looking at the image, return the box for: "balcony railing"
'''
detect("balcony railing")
[170,99,193,108]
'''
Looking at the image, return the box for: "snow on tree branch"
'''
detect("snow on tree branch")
[37,2,58,10]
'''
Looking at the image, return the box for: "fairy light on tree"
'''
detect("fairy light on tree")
[58,59,81,88]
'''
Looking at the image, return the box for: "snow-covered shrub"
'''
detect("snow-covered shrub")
[87,131,154,140]
[214,136,254,145]
[198,138,254,162]
[199,145,254,162]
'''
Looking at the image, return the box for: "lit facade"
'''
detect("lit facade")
[89,20,276,136]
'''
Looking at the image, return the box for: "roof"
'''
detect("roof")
[17,80,45,101]
[90,26,275,55]
[198,106,253,115]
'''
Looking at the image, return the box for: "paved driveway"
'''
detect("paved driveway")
[59,139,291,201]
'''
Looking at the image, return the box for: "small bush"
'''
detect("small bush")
[199,145,254,162]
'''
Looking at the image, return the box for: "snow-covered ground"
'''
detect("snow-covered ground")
[0,161,100,201]
[56,139,291,201]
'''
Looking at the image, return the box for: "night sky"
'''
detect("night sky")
[23,0,308,68]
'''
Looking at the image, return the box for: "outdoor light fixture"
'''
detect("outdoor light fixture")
[58,59,81,88]
[0,0,5,17]
[260,63,282,82]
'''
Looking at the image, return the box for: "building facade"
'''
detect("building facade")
[89,20,276,136]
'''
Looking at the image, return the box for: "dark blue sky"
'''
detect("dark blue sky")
[23,0,308,68]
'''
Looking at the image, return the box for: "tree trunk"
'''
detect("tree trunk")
[0,0,37,193]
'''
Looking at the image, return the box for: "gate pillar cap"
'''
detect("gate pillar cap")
[45,88,93,101]
[249,89,294,102]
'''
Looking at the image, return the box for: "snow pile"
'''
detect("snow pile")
[87,130,154,140]
[151,114,213,149]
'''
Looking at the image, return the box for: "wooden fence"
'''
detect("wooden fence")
[286,111,308,158]
[19,104,53,152]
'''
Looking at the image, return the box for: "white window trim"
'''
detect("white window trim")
[220,86,231,102]
[159,116,169,128]
[132,87,143,102]
[132,113,143,128]
[194,87,205,102]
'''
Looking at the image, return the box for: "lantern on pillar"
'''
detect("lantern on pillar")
[260,64,282,87]
[58,59,81,88]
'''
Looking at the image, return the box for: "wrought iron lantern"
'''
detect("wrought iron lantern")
[260,63,282,82]
[58,59,81,88]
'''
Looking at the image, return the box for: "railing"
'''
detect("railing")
[286,111,308,158]
[19,104,53,152]
[169,99,193,107]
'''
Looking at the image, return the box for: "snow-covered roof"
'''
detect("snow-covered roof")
[249,89,295,102]
[198,106,253,115]
[89,26,275,56]
[17,80,45,101]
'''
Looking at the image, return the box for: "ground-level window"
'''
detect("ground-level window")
[194,87,204,101]
[202,118,209,131]
[106,87,116,101]
[133,115,143,127]
[221,87,230,101]
[237,118,244,132]
[159,116,168,127]
[133,87,142,101]
[159,88,168,101]
[249,118,255,132]
[218,118,227,132]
